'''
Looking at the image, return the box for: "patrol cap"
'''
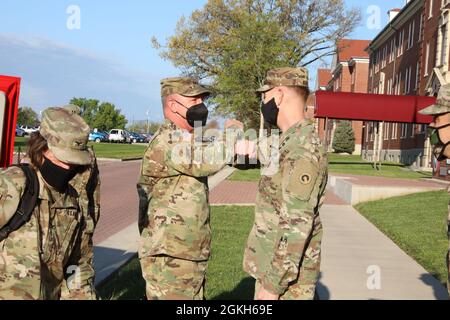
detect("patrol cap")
[160,77,211,98]
[256,67,309,93]
[39,107,91,165]
[419,83,450,115]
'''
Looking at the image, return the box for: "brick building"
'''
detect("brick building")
[364,0,450,173]
[314,39,370,154]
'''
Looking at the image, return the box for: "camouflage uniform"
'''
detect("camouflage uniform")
[137,77,239,300]
[0,108,100,300]
[419,83,450,297]
[244,68,328,300]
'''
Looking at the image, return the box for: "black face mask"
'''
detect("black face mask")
[429,123,450,161]
[185,103,209,127]
[261,98,279,127]
[40,157,79,193]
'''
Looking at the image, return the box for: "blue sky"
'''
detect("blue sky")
[0,0,406,123]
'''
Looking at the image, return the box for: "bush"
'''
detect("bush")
[332,120,355,154]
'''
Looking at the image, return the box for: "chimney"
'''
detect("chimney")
[388,8,401,22]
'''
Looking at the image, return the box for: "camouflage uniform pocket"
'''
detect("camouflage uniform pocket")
[42,210,80,266]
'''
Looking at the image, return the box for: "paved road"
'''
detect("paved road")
[93,160,141,244]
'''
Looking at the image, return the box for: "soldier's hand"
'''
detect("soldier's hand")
[235,140,257,158]
[256,287,279,301]
[225,119,244,130]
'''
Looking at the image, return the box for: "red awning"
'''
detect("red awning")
[314,91,436,124]
[0,75,21,168]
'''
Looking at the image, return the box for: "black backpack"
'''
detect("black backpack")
[0,162,99,242]
[0,164,39,242]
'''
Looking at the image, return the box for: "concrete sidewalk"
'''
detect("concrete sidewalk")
[317,204,448,300]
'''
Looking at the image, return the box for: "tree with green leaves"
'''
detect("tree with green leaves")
[332,120,355,154]
[69,98,99,127]
[127,121,161,134]
[70,98,128,131]
[17,107,39,126]
[152,0,360,128]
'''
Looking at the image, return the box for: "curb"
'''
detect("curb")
[97,157,143,162]
[95,252,139,290]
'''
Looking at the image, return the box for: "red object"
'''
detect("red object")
[0,75,21,168]
[315,91,436,124]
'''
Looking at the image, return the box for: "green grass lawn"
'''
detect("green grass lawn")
[355,190,449,284]
[228,169,261,182]
[14,137,28,152]
[14,137,147,160]
[97,205,255,300]
[88,142,147,159]
[228,154,432,181]
[328,154,432,179]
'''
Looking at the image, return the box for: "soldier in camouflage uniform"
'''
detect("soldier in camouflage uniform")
[137,77,243,300]
[419,83,450,298]
[0,107,100,300]
[243,67,328,300]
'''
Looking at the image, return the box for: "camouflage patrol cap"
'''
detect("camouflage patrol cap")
[256,67,309,93]
[39,107,91,165]
[63,104,82,116]
[160,77,211,98]
[419,84,450,115]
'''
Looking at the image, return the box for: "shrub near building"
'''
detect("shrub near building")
[332,120,355,154]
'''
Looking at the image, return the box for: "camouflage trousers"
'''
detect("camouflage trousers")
[140,255,207,300]
[254,225,322,300]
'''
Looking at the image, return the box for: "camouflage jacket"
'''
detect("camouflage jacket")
[243,119,328,295]
[137,120,239,261]
[0,158,100,300]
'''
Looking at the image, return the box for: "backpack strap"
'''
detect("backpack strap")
[0,164,40,242]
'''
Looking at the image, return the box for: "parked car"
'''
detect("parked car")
[141,133,154,143]
[89,131,109,143]
[108,129,131,143]
[99,130,110,140]
[19,125,39,135]
[128,131,146,144]
[15,127,26,137]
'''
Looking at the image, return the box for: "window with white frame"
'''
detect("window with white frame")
[382,46,387,68]
[392,123,398,139]
[370,122,374,142]
[376,51,380,72]
[407,20,415,50]
[404,69,408,94]
[401,123,408,138]
[404,66,412,94]
[415,62,420,90]
[379,72,385,94]
[411,123,415,138]
[395,73,402,95]
[397,30,404,56]
[419,15,423,43]
[429,0,434,18]
[366,124,369,142]
[390,39,394,62]
[425,42,430,76]
[384,123,390,140]
[420,124,426,133]
[387,78,392,95]
[441,24,448,67]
